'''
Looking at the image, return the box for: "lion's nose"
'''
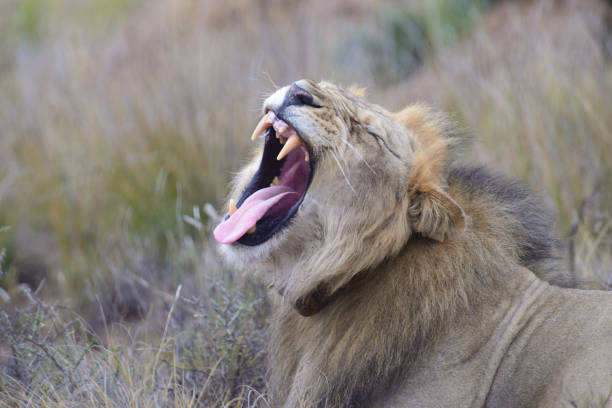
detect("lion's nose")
[284,83,314,107]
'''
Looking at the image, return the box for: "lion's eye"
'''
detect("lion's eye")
[295,89,314,106]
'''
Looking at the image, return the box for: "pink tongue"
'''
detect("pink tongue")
[214,186,300,244]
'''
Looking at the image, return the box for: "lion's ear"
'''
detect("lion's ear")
[408,182,465,242]
[405,120,465,241]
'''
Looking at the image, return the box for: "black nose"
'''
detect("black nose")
[284,83,314,107]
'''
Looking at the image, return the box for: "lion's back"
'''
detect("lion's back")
[487,287,612,408]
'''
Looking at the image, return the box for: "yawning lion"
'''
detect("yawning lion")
[215,79,612,407]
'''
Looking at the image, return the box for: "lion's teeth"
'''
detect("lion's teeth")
[229,199,237,215]
[251,111,275,141]
[304,150,309,162]
[277,134,302,160]
[273,118,287,133]
[279,135,287,144]
[247,226,256,234]
[271,176,280,186]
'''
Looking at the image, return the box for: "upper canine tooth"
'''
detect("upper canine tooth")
[277,134,303,160]
[229,199,237,215]
[251,111,275,141]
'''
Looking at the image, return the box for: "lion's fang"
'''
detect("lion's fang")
[277,134,303,160]
[251,111,275,141]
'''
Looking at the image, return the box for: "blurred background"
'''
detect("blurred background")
[0,0,611,406]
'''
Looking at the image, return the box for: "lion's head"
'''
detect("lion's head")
[215,79,466,315]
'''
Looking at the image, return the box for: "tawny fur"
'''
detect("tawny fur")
[217,80,611,407]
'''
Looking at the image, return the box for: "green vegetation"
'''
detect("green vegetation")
[0,0,610,406]
[344,0,499,82]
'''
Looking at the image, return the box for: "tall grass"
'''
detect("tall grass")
[376,0,612,284]
[0,0,611,405]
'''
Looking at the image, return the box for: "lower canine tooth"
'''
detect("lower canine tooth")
[247,226,256,234]
[229,199,237,215]
[271,176,280,186]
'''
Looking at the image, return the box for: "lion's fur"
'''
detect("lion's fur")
[269,167,565,406]
[218,80,612,407]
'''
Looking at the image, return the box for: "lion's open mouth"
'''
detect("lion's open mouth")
[214,111,313,246]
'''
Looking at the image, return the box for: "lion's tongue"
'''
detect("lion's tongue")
[214,186,299,244]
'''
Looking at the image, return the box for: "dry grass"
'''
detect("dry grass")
[0,283,270,407]
[0,0,611,406]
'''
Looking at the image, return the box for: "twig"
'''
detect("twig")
[25,338,76,390]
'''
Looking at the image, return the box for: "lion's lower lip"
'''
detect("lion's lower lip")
[214,120,313,246]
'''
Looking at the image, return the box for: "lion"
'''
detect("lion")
[214,79,612,407]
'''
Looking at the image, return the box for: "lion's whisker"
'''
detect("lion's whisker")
[330,150,356,194]
[262,71,279,89]
[336,145,352,178]
[340,137,378,176]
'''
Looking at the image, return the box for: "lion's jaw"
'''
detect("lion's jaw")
[216,79,417,302]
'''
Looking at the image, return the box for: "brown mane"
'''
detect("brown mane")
[267,110,562,405]
[269,165,562,406]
